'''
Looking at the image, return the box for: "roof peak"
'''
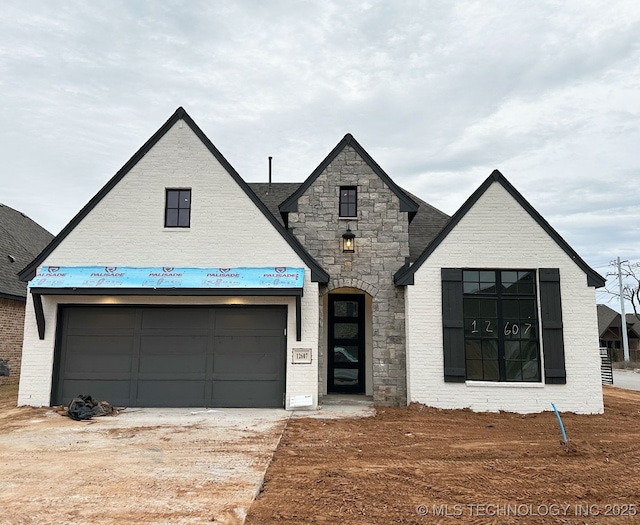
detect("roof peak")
[19,108,329,284]
[489,169,504,180]
[279,133,419,215]
[395,170,605,288]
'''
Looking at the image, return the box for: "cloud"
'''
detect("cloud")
[0,0,639,282]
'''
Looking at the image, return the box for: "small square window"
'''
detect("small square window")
[339,187,357,218]
[165,189,191,228]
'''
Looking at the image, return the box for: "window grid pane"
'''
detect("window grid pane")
[463,269,540,382]
[165,209,178,227]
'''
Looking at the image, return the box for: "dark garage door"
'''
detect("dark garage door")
[53,305,286,408]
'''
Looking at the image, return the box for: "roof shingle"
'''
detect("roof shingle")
[0,204,53,299]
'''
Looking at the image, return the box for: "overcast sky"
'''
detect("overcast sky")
[1,1,639,309]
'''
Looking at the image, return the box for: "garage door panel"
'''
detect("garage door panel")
[215,329,283,338]
[141,308,209,330]
[214,334,282,350]
[63,372,132,380]
[213,353,280,379]
[137,372,207,381]
[215,309,286,332]
[213,338,282,380]
[139,335,208,374]
[211,380,283,408]
[66,308,136,334]
[64,359,132,376]
[65,335,133,373]
[138,354,207,375]
[136,380,206,407]
[66,335,134,356]
[212,372,280,381]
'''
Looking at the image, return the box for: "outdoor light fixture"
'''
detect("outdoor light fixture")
[342,224,355,253]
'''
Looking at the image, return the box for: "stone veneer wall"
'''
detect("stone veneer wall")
[0,298,26,386]
[288,145,410,405]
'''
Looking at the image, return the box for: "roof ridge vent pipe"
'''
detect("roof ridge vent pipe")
[268,156,272,193]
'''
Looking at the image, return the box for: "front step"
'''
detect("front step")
[321,394,374,406]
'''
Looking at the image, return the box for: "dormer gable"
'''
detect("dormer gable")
[279,134,419,225]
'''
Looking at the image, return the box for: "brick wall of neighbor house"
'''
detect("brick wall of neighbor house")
[0,298,25,386]
[287,145,410,406]
[405,182,604,414]
[18,118,320,408]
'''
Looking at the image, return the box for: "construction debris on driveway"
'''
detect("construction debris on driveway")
[65,394,119,421]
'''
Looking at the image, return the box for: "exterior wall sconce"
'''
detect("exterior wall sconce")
[342,224,355,253]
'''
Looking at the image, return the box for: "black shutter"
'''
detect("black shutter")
[442,269,465,382]
[539,268,566,384]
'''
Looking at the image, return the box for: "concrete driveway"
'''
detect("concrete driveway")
[0,406,290,525]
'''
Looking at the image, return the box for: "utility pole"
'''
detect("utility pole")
[617,257,630,363]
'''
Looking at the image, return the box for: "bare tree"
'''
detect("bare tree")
[604,260,640,322]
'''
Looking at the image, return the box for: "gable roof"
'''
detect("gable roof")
[19,108,329,284]
[597,304,640,339]
[0,204,53,300]
[597,304,621,335]
[394,170,606,288]
[626,313,640,337]
[278,134,419,220]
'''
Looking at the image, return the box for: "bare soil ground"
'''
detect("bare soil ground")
[247,387,640,525]
[0,386,286,525]
[3,387,640,525]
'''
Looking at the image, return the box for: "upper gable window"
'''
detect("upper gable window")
[165,189,191,228]
[339,187,357,218]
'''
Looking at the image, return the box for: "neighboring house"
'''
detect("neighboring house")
[0,204,53,385]
[627,314,640,360]
[597,304,640,361]
[17,108,605,413]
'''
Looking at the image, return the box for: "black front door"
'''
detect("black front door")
[328,294,365,393]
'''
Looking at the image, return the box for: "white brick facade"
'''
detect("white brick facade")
[18,119,319,409]
[405,182,604,414]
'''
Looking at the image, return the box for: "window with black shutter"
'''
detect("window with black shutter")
[443,268,563,384]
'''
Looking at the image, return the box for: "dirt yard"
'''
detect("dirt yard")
[247,387,640,525]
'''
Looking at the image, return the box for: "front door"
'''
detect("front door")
[328,294,365,393]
